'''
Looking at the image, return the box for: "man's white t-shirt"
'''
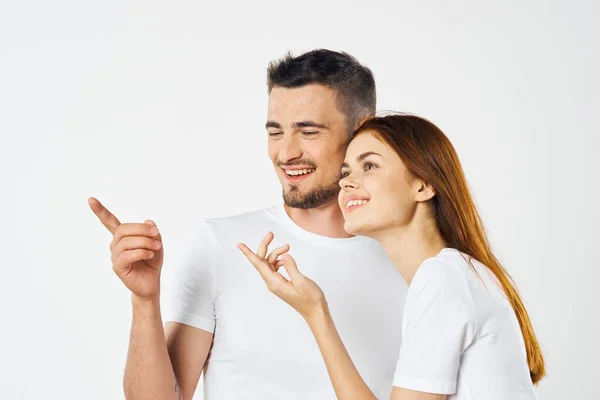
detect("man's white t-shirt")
[164,205,407,399]
[393,248,537,399]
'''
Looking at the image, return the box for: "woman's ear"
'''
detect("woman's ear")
[414,180,436,202]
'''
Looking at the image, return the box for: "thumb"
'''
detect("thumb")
[282,254,303,281]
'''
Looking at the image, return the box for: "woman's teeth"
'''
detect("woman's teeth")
[346,199,369,209]
[286,168,315,176]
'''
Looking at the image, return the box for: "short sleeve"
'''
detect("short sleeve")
[163,220,217,333]
[393,259,478,394]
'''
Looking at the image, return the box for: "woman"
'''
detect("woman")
[237,114,545,399]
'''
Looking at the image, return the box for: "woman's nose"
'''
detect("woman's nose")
[339,175,359,189]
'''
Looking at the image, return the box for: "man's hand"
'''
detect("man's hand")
[89,197,164,299]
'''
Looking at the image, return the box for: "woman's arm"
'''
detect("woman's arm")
[307,305,446,400]
[306,304,377,400]
[237,234,447,400]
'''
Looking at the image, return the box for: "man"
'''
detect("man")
[90,49,407,400]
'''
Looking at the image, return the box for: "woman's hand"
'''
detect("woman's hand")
[237,232,327,321]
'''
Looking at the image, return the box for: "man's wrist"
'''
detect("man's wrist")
[131,293,161,319]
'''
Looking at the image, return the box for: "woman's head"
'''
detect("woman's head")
[338,115,469,244]
[339,114,546,384]
[338,117,439,238]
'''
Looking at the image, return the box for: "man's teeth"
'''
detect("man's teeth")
[346,199,369,208]
[286,168,315,176]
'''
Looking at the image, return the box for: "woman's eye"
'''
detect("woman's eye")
[340,170,350,178]
[364,162,378,171]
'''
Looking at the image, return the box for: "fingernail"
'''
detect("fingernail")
[151,227,159,235]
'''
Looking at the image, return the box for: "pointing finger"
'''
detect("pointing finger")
[237,243,287,288]
[88,197,121,234]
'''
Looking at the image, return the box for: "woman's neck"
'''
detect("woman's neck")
[371,216,447,285]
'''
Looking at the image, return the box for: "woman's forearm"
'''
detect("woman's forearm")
[306,304,377,400]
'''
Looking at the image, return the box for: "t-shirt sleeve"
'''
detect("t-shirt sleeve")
[163,219,217,333]
[392,258,478,394]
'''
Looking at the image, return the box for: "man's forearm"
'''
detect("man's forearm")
[307,305,377,400]
[124,295,182,400]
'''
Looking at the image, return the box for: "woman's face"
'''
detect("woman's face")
[338,131,421,237]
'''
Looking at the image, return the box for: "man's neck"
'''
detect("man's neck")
[284,202,352,238]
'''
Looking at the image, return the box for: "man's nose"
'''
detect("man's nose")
[279,135,302,163]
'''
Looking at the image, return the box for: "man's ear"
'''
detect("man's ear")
[415,180,436,202]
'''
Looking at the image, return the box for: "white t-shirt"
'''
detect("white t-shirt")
[393,248,536,399]
[164,205,407,400]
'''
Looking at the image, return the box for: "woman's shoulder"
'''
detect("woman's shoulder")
[411,248,469,292]
[405,248,480,333]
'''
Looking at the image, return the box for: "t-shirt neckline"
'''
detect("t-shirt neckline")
[272,204,370,246]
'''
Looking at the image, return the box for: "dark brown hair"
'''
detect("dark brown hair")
[267,49,376,132]
[354,114,546,384]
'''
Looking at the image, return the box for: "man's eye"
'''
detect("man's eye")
[268,131,282,137]
[302,131,319,135]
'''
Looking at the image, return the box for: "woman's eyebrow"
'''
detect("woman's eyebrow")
[356,151,381,162]
[341,151,382,169]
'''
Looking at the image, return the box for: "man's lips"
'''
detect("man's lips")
[281,167,316,182]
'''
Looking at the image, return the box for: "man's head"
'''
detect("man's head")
[266,49,376,209]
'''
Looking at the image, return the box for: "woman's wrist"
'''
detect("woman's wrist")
[305,300,331,329]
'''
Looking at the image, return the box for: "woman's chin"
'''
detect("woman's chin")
[344,220,369,237]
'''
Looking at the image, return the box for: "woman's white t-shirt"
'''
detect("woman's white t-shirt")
[393,248,537,399]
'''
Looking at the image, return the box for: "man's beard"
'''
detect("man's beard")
[283,182,340,209]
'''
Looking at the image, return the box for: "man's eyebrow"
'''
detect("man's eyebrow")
[292,120,329,129]
[265,121,282,129]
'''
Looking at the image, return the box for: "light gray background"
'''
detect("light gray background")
[2,1,598,399]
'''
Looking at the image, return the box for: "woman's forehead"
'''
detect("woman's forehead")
[345,132,390,161]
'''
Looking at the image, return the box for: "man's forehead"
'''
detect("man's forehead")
[267,85,341,125]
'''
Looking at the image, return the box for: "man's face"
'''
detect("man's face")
[267,84,349,209]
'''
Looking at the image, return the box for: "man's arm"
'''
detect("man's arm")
[123,295,213,400]
[88,198,215,399]
[165,322,213,399]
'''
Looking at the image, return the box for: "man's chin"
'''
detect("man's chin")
[283,186,339,209]
[283,195,315,209]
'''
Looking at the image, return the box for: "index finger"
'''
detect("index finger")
[237,243,286,287]
[88,197,121,234]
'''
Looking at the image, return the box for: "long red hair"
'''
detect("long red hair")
[354,114,545,384]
